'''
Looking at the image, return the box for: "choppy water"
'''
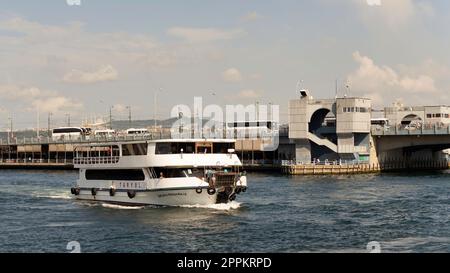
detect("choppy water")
[0,169,449,253]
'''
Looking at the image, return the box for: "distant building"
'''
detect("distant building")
[384,104,450,127]
[288,90,371,164]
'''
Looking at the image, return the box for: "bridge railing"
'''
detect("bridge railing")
[372,124,450,136]
[0,130,281,146]
[0,133,173,146]
[0,158,74,164]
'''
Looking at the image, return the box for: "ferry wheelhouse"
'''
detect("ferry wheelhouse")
[70,139,247,206]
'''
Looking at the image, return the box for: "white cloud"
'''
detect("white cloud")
[397,59,450,79]
[63,65,118,84]
[347,52,441,106]
[242,11,263,22]
[31,96,83,113]
[235,89,262,99]
[0,16,179,73]
[249,73,262,80]
[112,104,128,114]
[167,27,245,43]
[0,84,82,114]
[0,84,57,100]
[353,0,434,28]
[222,68,243,82]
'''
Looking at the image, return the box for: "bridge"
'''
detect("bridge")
[371,124,450,170]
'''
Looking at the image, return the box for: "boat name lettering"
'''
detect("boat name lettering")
[158,193,187,198]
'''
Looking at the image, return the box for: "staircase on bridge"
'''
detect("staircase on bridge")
[307,132,338,153]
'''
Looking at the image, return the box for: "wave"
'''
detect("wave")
[380,236,450,252]
[180,201,241,211]
[34,192,73,200]
[101,203,145,210]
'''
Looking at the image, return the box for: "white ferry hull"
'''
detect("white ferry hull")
[74,187,245,207]
[71,139,248,207]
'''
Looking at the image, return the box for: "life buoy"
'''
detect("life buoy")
[235,187,242,194]
[127,190,136,199]
[74,188,80,196]
[229,193,236,201]
[207,188,216,195]
[196,187,203,194]
[109,187,116,197]
[242,187,247,193]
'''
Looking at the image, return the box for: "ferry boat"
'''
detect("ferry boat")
[70,139,247,206]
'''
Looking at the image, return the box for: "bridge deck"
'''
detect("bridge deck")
[372,125,450,136]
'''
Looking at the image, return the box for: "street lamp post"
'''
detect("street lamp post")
[66,114,71,127]
[109,106,114,130]
[47,112,53,138]
[7,117,12,144]
[126,106,132,127]
[154,88,163,129]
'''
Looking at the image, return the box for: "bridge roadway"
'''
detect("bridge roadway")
[372,125,450,151]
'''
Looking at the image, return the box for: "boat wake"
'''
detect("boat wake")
[101,203,146,210]
[35,192,73,200]
[180,201,241,211]
[78,201,241,211]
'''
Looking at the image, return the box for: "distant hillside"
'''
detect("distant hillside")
[111,118,179,130]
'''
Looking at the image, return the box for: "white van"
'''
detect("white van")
[126,128,150,136]
[94,129,116,138]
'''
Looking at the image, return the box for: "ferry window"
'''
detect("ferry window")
[171,144,178,154]
[155,142,195,154]
[154,168,188,178]
[85,169,145,181]
[132,143,147,155]
[167,169,187,177]
[155,143,171,154]
[427,114,432,118]
[184,168,206,178]
[213,143,235,153]
[178,142,195,153]
[196,144,212,154]
[122,143,147,156]
[122,144,132,156]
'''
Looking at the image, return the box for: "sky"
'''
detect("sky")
[0,0,450,129]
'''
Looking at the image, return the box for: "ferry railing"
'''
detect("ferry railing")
[73,156,120,165]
